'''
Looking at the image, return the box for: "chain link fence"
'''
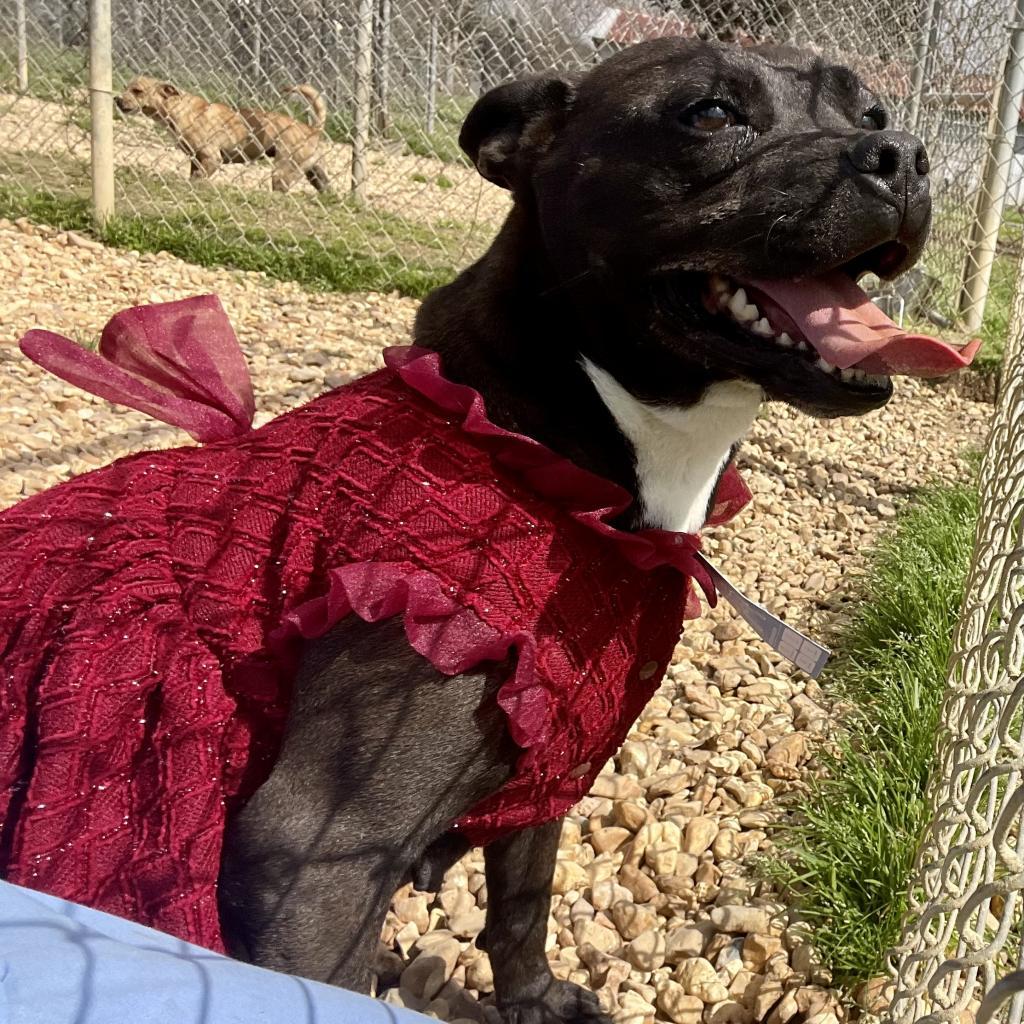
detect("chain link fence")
[0,0,1022,321]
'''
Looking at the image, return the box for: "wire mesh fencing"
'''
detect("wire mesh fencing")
[0,0,1022,318]
[883,233,1024,1021]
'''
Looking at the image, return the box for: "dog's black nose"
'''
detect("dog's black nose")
[848,130,929,204]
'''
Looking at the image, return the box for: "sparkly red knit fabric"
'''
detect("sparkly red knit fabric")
[0,296,750,951]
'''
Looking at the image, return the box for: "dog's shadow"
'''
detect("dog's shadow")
[739,446,923,515]
[376,933,499,1024]
[0,420,184,482]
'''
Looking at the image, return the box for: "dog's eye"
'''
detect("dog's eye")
[682,101,740,132]
[860,106,887,130]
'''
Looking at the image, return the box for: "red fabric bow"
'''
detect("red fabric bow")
[20,295,255,442]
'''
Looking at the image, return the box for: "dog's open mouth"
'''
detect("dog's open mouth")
[702,268,981,388]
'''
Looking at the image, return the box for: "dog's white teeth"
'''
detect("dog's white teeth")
[752,317,773,337]
[795,340,810,353]
[816,356,836,374]
[728,288,750,318]
[710,274,730,295]
[855,369,883,385]
[840,368,855,382]
[776,332,794,348]
[726,288,761,324]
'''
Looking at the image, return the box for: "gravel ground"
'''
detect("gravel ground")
[0,218,991,1024]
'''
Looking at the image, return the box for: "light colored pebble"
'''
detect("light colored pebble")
[675,957,730,1004]
[711,905,772,935]
[657,981,704,1024]
[623,928,666,971]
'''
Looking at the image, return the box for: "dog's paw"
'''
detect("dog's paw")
[500,979,612,1024]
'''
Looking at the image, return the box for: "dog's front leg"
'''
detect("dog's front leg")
[220,615,516,992]
[189,148,220,180]
[485,821,611,1024]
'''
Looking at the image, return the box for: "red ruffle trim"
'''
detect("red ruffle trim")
[271,345,751,752]
[270,563,543,748]
[385,345,750,584]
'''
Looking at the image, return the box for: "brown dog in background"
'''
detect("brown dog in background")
[116,76,331,193]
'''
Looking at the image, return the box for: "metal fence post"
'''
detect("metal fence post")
[372,0,391,136]
[252,0,263,87]
[959,0,1024,333]
[425,13,439,136]
[89,0,115,227]
[908,0,941,134]
[350,0,373,201]
[15,0,28,93]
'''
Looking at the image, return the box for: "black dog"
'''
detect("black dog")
[219,38,932,1023]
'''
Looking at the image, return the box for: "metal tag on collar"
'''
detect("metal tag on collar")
[694,553,831,679]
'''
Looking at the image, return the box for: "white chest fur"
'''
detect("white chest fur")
[583,360,762,533]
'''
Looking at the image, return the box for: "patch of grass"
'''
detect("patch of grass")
[102,212,452,296]
[764,480,979,986]
[0,148,485,297]
[0,186,92,231]
[916,200,1019,377]
[975,249,1017,375]
[309,97,471,166]
[69,107,91,133]
[0,44,88,103]
[323,110,355,146]
[391,97,473,165]
[436,174,454,190]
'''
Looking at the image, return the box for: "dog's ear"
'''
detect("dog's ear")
[459,75,578,191]
[159,82,180,98]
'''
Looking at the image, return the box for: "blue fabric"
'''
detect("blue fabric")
[0,880,428,1024]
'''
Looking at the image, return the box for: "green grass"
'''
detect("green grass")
[393,98,473,165]
[322,108,357,147]
[914,199,1021,377]
[764,480,979,985]
[0,148,484,297]
[975,250,1017,375]
[323,98,472,166]
[0,44,87,103]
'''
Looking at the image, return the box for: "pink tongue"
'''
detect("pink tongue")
[747,271,981,377]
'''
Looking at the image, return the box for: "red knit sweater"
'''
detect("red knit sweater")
[0,296,750,950]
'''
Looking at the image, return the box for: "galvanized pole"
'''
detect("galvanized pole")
[960,0,1024,333]
[372,0,391,136]
[252,0,263,87]
[15,0,28,93]
[350,0,374,202]
[908,0,941,134]
[89,0,115,227]
[425,13,439,136]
